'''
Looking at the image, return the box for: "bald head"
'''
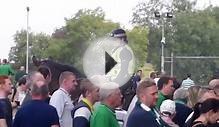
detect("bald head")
[209,79,219,88]
[209,79,219,98]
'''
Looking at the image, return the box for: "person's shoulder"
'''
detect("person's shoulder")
[93,104,112,116]
[47,104,58,111]
[50,89,65,98]
[40,102,58,113]
[127,106,156,127]
[176,103,192,111]
[94,104,107,112]
[129,105,151,118]
[52,89,62,94]
[73,107,91,120]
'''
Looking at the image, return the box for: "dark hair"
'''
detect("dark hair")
[172,77,181,89]
[187,73,192,78]
[150,72,156,79]
[199,98,219,113]
[157,76,172,90]
[18,75,27,86]
[2,59,7,64]
[191,98,219,124]
[137,70,142,72]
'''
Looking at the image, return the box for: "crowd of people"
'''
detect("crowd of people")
[0,29,218,127]
[125,74,219,127]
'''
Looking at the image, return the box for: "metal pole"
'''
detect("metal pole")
[161,19,165,73]
[170,52,173,77]
[26,7,29,74]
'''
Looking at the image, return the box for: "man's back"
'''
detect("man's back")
[13,100,59,127]
[72,100,92,127]
[127,104,160,127]
[181,78,194,89]
[90,104,119,127]
[0,64,14,76]
[173,102,193,127]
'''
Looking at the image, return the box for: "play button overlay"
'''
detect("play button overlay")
[105,52,117,74]
[83,38,135,89]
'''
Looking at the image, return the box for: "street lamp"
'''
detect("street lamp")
[154,11,173,73]
[26,7,29,73]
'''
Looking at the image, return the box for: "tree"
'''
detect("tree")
[131,0,198,71]
[10,7,150,75]
[9,30,50,69]
[127,26,148,68]
[132,0,219,84]
[44,7,120,71]
[172,10,219,83]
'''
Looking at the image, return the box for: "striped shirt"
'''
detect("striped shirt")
[181,78,194,89]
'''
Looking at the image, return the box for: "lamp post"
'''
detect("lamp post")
[26,7,29,73]
[154,11,173,73]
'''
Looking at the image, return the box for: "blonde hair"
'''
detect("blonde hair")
[136,78,156,99]
[187,85,201,108]
[59,71,75,85]
[187,85,214,108]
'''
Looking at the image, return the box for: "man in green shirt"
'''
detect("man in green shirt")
[90,83,122,127]
[0,59,14,76]
[156,76,175,109]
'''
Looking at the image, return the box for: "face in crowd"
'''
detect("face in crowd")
[141,85,158,108]
[64,75,78,92]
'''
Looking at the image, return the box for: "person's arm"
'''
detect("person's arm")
[50,107,60,127]
[49,92,65,124]
[0,119,7,127]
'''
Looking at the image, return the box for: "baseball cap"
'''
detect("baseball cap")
[160,99,176,116]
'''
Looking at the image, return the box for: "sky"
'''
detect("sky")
[0,0,218,59]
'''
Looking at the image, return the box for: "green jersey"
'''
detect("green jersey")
[90,104,119,127]
[156,92,167,109]
[0,64,14,76]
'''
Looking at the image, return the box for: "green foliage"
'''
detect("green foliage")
[127,26,148,68]
[171,10,219,83]
[132,0,219,84]
[9,7,149,75]
[9,30,50,69]
[47,8,119,71]
[10,8,120,72]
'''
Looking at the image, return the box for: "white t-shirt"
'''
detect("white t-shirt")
[50,88,74,127]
